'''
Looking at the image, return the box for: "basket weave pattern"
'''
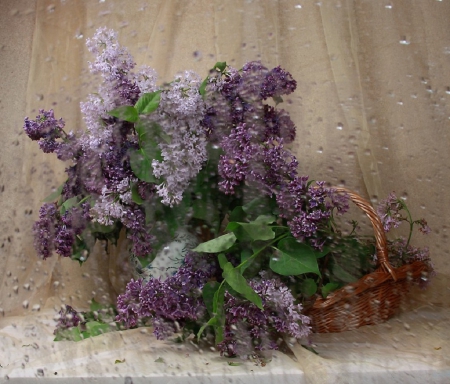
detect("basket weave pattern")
[306,188,429,333]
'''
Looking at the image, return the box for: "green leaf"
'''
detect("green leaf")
[270,238,321,276]
[129,148,158,183]
[135,91,161,114]
[192,233,237,253]
[330,263,358,283]
[197,283,225,344]
[85,321,110,337]
[273,95,283,105]
[213,62,227,72]
[321,282,340,298]
[85,321,109,335]
[240,249,253,273]
[154,357,165,363]
[43,183,64,203]
[115,359,126,364]
[53,326,83,342]
[131,182,144,205]
[225,215,276,242]
[89,298,103,312]
[242,196,277,219]
[60,196,78,215]
[202,281,221,316]
[222,262,263,310]
[300,278,318,297]
[218,253,228,269]
[227,362,242,366]
[199,76,208,97]
[108,106,138,122]
[229,206,247,223]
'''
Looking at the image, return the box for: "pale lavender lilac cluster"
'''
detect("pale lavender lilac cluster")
[147,70,207,206]
[218,276,310,357]
[377,192,431,234]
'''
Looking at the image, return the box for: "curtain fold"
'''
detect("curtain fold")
[1,0,448,316]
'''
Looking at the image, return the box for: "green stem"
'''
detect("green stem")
[402,202,414,248]
[235,232,289,270]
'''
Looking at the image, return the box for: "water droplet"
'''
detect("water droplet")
[317,147,323,154]
[36,369,44,377]
[13,286,19,294]
[23,283,30,290]
[24,355,29,363]
[445,87,450,94]
[32,304,41,312]
[36,94,44,101]
[385,4,393,9]
[294,4,302,8]
[399,37,410,45]
[22,300,29,309]
[397,100,403,105]
[99,0,106,3]
[47,4,55,12]
[0,308,4,316]
[336,122,344,130]
[75,31,84,40]
[193,50,202,61]
[364,149,372,156]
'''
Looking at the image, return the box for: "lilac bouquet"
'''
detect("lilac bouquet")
[24,28,432,359]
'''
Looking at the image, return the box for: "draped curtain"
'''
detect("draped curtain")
[1,0,449,316]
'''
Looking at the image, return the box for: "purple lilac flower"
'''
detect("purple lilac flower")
[116,252,217,337]
[377,192,404,232]
[24,109,77,158]
[276,178,348,243]
[54,305,83,334]
[24,109,65,141]
[54,206,90,258]
[416,218,431,235]
[33,203,58,259]
[260,66,297,100]
[218,276,310,357]
[149,71,208,206]
[218,123,258,194]
[263,105,296,143]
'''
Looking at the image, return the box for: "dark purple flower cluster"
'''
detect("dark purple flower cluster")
[33,203,90,259]
[23,109,79,160]
[218,277,310,357]
[54,305,83,334]
[276,178,349,244]
[115,252,218,338]
[121,207,154,258]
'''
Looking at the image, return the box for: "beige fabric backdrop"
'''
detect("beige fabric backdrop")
[1,0,449,317]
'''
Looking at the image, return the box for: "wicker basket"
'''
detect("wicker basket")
[306,187,429,333]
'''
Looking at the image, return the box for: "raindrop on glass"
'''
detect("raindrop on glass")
[317,147,323,154]
[399,37,410,45]
[294,4,302,9]
[336,122,343,130]
[385,4,393,9]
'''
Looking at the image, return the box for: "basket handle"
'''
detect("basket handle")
[331,187,397,281]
